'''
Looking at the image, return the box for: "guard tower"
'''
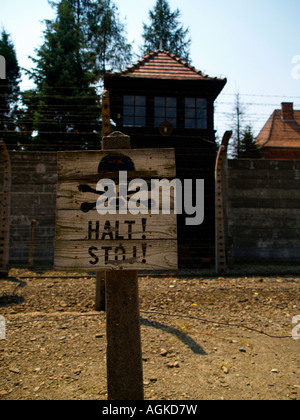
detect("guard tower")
[104,49,226,268]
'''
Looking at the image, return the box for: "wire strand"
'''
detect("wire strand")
[5,309,293,340]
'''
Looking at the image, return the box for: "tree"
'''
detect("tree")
[231,92,245,158]
[141,0,191,62]
[50,0,133,75]
[230,93,262,158]
[25,0,133,150]
[239,125,263,158]
[85,0,133,75]
[0,30,21,150]
[17,89,42,148]
[27,0,101,150]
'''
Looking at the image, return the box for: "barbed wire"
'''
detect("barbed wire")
[3,308,293,340]
[140,310,293,340]
[2,85,300,105]
[0,92,299,147]
[2,84,300,99]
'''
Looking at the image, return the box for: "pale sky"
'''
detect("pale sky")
[1,0,300,137]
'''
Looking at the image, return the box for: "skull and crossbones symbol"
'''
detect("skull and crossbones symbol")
[78,153,154,213]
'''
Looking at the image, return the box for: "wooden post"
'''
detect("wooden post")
[95,271,106,311]
[102,90,112,138]
[101,130,144,400]
[215,131,232,275]
[0,139,11,277]
[106,270,144,400]
[28,219,37,270]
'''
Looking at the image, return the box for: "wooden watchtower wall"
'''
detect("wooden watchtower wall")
[104,50,226,268]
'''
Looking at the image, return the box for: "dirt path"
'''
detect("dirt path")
[0,269,299,400]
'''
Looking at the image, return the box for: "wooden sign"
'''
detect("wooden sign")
[54,149,178,270]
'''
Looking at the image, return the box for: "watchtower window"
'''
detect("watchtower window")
[123,95,146,127]
[185,98,207,129]
[154,97,177,128]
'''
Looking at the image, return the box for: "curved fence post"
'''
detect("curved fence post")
[215,131,232,274]
[0,139,11,276]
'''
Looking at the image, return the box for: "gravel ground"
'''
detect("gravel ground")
[0,268,299,400]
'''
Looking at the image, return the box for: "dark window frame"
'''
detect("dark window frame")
[185,98,207,129]
[154,96,177,128]
[123,95,146,127]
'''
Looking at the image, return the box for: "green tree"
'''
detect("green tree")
[28,0,101,150]
[85,0,133,75]
[0,30,21,150]
[239,125,263,158]
[231,92,245,158]
[141,0,191,62]
[50,0,133,75]
[25,0,133,150]
[16,89,41,148]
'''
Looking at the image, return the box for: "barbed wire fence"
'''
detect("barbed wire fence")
[1,87,300,148]
[1,88,299,343]
[3,308,294,340]
[0,274,296,340]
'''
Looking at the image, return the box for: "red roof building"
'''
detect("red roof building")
[256,102,300,159]
[104,49,226,148]
[104,49,227,268]
[112,49,222,81]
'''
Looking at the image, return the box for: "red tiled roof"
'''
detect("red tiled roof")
[256,107,300,149]
[106,49,226,81]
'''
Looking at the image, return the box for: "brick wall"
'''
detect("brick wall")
[227,159,300,261]
[0,152,57,263]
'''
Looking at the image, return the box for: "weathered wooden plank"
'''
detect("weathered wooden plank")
[54,239,178,271]
[56,181,176,211]
[55,211,177,241]
[57,149,176,180]
[55,146,178,271]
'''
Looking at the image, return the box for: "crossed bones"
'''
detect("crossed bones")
[78,183,155,213]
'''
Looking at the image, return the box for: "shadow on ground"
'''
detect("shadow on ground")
[0,277,26,307]
[140,318,206,355]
